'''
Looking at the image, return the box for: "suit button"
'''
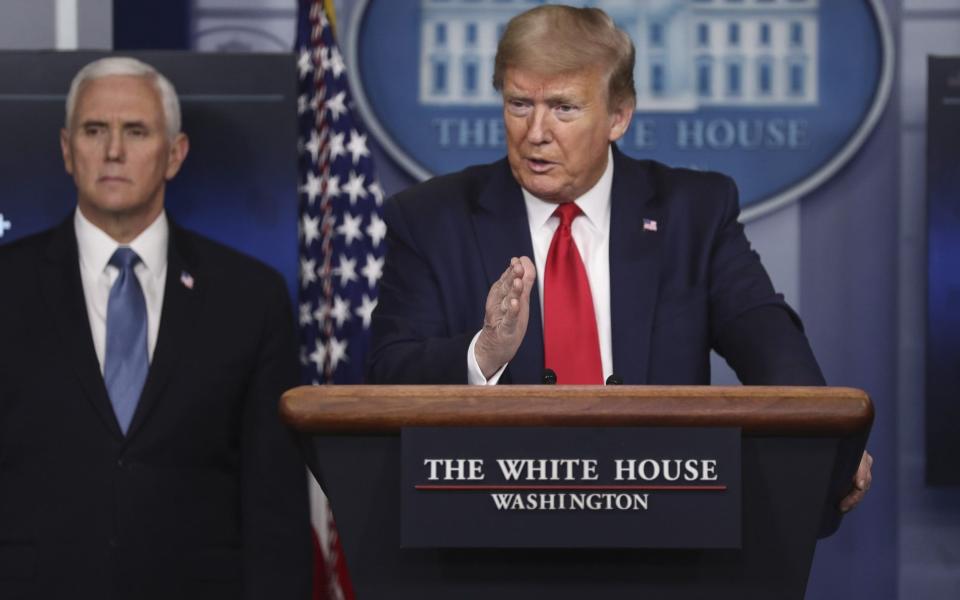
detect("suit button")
[108,538,119,548]
[116,458,125,469]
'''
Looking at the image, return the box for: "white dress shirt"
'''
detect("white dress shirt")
[74,209,168,373]
[468,147,615,384]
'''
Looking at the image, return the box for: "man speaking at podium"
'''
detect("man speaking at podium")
[0,58,311,598]
[368,5,871,511]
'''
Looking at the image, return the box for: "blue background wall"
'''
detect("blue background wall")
[0,1,958,598]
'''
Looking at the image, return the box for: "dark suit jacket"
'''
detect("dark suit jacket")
[0,218,311,600]
[368,147,824,385]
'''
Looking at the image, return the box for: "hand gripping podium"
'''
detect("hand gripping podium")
[281,385,872,600]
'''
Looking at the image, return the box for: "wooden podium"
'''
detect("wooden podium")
[281,385,872,600]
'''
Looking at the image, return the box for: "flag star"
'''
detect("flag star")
[308,339,326,371]
[361,254,384,289]
[324,174,341,200]
[299,302,314,326]
[355,294,378,329]
[300,257,318,287]
[336,212,364,245]
[343,171,368,205]
[297,47,313,79]
[301,213,321,246]
[367,181,384,206]
[330,295,352,328]
[300,171,322,205]
[326,91,347,121]
[346,129,370,164]
[329,132,346,161]
[329,47,347,79]
[304,129,322,163]
[334,255,358,287]
[366,214,387,247]
[297,93,310,115]
[328,337,349,371]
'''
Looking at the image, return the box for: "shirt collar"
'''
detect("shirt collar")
[74,208,169,276]
[521,145,614,233]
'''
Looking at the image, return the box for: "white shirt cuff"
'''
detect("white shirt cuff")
[467,330,507,385]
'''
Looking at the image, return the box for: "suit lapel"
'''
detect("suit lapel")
[469,161,544,384]
[609,149,662,384]
[41,218,124,439]
[125,225,202,439]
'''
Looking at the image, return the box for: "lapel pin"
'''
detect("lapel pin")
[643,218,658,232]
[180,271,195,290]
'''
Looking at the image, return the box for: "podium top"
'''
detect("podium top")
[280,385,872,436]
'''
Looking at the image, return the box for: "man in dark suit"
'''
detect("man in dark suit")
[368,5,872,511]
[0,57,311,599]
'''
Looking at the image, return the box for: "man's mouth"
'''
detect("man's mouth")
[525,158,554,173]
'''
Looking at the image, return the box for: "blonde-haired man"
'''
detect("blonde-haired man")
[368,5,871,512]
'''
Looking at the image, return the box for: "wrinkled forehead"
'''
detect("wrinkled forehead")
[501,67,609,101]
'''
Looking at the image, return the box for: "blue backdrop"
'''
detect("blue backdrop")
[925,56,960,486]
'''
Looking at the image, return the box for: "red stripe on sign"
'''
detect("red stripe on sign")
[414,485,727,491]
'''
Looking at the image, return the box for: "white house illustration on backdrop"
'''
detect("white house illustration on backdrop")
[418,0,819,110]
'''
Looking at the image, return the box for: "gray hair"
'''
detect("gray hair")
[65,56,182,139]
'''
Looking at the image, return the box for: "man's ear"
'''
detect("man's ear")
[164,132,190,180]
[607,98,635,143]
[60,128,74,175]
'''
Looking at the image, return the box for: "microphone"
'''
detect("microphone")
[541,368,557,385]
[605,374,623,385]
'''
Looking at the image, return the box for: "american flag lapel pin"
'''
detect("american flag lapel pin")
[643,218,658,232]
[180,270,195,290]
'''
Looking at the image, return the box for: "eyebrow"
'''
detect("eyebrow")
[79,119,150,130]
[545,92,579,105]
[503,87,581,106]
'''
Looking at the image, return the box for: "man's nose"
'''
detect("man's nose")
[526,106,552,145]
[105,130,124,161]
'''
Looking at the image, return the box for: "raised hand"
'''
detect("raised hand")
[475,256,537,379]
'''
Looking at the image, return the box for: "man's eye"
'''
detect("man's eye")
[557,104,576,113]
[127,128,147,137]
[83,126,104,136]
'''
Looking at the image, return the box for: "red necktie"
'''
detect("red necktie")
[543,203,603,384]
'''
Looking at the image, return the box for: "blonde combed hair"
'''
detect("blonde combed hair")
[493,5,636,109]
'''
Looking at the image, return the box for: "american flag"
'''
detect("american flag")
[296,0,383,597]
[296,0,385,387]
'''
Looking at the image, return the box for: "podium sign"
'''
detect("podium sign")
[401,427,741,548]
[283,385,873,599]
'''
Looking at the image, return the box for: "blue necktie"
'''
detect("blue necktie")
[104,248,149,435]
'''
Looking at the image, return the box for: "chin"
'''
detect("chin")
[100,200,140,213]
[520,179,558,200]
[87,199,152,218]
[529,187,565,203]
